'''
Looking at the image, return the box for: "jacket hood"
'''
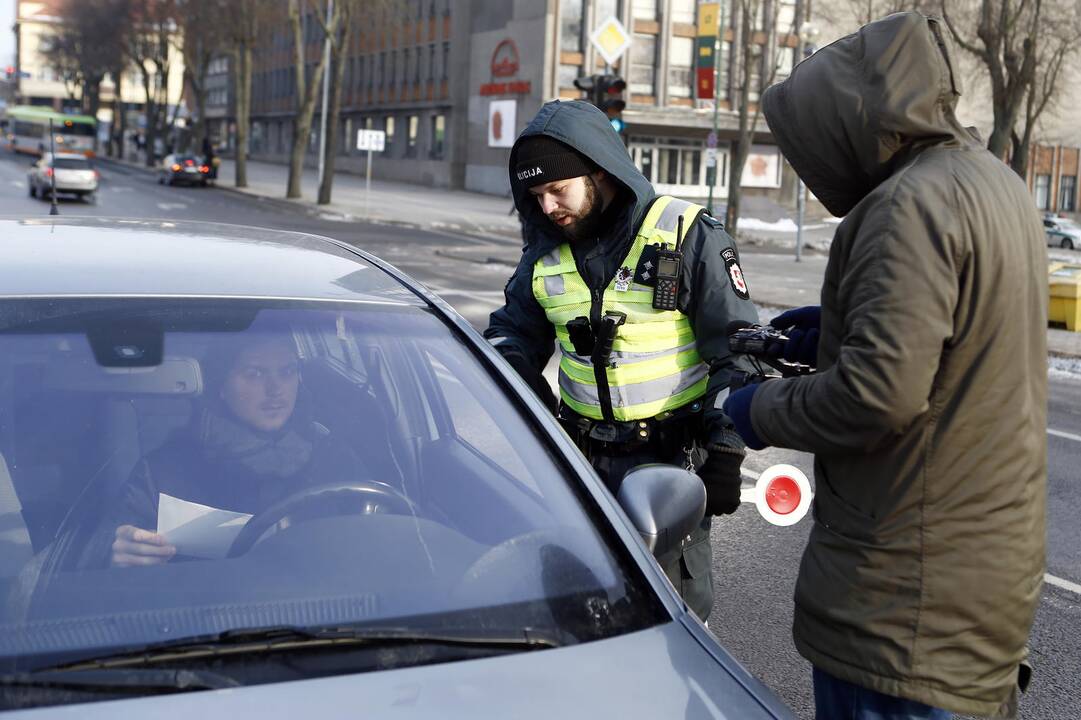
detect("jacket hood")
[510,100,654,243]
[762,12,974,217]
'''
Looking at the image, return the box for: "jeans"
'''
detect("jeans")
[813,668,952,720]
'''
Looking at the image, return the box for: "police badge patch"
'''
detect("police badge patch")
[615,265,634,292]
[721,247,750,299]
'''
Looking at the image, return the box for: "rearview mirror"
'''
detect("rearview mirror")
[617,464,705,558]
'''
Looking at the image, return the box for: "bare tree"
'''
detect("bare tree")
[179,0,228,154]
[286,0,340,199]
[1008,1,1081,177]
[44,0,128,151]
[316,0,357,205]
[941,0,1042,162]
[123,0,180,167]
[725,0,794,234]
[222,0,279,188]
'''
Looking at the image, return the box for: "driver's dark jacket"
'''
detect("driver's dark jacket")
[485,101,758,620]
[107,406,365,534]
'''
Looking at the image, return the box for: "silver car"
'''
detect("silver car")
[0,218,793,719]
[27,153,99,201]
[1043,215,1081,250]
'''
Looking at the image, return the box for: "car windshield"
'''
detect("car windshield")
[0,299,663,687]
[52,158,90,170]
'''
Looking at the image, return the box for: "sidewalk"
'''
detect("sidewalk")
[98,152,1081,358]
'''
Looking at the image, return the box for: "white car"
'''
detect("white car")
[1043,215,1081,250]
[27,153,99,202]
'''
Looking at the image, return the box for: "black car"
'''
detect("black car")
[158,153,211,186]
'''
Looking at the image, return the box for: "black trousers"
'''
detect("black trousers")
[589,441,714,622]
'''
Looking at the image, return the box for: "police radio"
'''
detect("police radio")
[652,215,685,311]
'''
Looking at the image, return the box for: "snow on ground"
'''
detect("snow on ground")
[738,217,832,233]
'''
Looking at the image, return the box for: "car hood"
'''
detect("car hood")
[7,622,792,719]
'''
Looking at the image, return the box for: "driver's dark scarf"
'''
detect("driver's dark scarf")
[196,405,314,480]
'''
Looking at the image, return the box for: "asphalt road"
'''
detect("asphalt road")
[1,153,1079,719]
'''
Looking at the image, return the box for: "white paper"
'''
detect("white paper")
[157,493,253,559]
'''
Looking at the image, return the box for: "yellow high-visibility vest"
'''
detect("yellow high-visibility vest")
[532,196,708,421]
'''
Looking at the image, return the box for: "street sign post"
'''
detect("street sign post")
[590,17,631,68]
[356,129,386,217]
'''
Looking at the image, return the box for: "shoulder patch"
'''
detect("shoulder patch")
[721,247,750,300]
[701,214,725,229]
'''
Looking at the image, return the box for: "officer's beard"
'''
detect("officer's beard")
[557,176,607,241]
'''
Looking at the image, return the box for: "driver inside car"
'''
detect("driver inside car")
[108,328,366,567]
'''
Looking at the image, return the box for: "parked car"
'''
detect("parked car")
[1043,214,1081,250]
[27,153,99,202]
[158,154,211,187]
[0,218,794,718]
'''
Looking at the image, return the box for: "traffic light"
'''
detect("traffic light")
[573,74,627,134]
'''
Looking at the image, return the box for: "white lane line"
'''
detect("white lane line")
[10,181,24,188]
[1045,573,1081,595]
[1048,428,1081,443]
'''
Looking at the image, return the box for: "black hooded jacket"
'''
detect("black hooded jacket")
[484,100,758,445]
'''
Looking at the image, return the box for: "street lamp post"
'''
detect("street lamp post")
[706,0,726,217]
[794,20,819,262]
[48,119,58,216]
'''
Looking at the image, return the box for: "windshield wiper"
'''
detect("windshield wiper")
[39,625,561,672]
[0,667,238,693]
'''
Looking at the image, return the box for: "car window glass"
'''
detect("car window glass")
[53,158,90,170]
[0,300,663,696]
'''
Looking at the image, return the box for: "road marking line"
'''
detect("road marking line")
[1045,573,1081,595]
[1048,428,1081,443]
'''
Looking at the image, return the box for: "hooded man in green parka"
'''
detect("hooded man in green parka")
[722,12,1047,720]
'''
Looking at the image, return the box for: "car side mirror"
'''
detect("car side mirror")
[616,464,705,559]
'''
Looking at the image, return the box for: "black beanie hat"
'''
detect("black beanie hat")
[513,136,596,189]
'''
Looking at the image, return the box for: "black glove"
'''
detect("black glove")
[501,350,559,415]
[697,446,745,516]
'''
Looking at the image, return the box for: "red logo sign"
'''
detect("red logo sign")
[491,39,520,78]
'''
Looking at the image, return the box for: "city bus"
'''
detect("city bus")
[4,106,97,157]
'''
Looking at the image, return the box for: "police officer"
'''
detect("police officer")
[484,100,757,621]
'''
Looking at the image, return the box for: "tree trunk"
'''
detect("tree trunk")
[287,0,331,199]
[725,1,755,235]
[234,44,252,188]
[318,22,350,205]
[143,69,158,168]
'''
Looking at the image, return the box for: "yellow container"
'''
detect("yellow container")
[1049,263,1081,331]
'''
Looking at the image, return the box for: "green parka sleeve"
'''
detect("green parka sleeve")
[749,192,961,455]
[679,215,760,447]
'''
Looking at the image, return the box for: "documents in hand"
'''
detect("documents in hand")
[157,493,253,559]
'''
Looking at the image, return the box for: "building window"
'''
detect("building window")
[385,116,396,154]
[670,0,696,24]
[441,42,449,79]
[629,34,656,96]
[430,114,445,158]
[407,115,418,155]
[1035,174,1051,210]
[668,36,693,99]
[595,0,620,23]
[428,44,436,80]
[631,0,657,20]
[1061,175,1077,211]
[560,0,584,52]
[777,0,798,33]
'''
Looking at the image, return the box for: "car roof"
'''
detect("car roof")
[0,217,425,305]
[43,152,89,161]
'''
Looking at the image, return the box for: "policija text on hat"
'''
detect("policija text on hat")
[484,100,759,622]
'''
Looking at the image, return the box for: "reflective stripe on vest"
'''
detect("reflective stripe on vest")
[532,196,709,421]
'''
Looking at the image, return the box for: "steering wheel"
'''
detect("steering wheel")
[227,480,416,558]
